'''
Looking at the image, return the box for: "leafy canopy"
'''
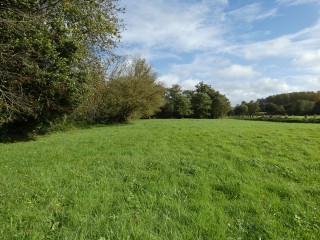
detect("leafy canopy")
[104,57,165,123]
[0,0,123,129]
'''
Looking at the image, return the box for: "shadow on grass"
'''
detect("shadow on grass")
[0,119,42,143]
[0,127,37,143]
[0,120,132,144]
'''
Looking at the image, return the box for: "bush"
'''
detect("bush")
[72,57,165,123]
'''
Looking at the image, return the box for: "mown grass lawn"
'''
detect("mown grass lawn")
[0,119,319,239]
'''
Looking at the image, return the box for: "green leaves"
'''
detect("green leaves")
[158,82,231,119]
[105,57,165,122]
[0,0,123,130]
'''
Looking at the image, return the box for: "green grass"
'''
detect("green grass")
[0,119,320,239]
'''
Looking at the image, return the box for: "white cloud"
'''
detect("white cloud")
[180,79,200,90]
[217,64,259,79]
[215,75,320,105]
[254,78,302,93]
[226,20,320,62]
[227,3,277,23]
[284,75,320,88]
[168,54,228,80]
[158,74,179,87]
[298,51,320,64]
[277,0,320,6]
[167,55,259,82]
[217,78,306,105]
[237,37,292,59]
[293,50,320,72]
[121,0,227,53]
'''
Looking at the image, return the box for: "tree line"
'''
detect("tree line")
[234,92,320,116]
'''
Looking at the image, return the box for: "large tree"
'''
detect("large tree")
[211,94,231,118]
[234,104,248,116]
[265,103,285,115]
[247,100,260,116]
[194,82,231,118]
[191,92,211,118]
[0,0,123,130]
[159,85,192,118]
[313,100,320,115]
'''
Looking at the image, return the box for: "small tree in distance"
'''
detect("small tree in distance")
[247,101,260,117]
[234,104,248,117]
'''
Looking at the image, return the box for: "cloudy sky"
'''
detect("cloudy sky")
[118,0,320,105]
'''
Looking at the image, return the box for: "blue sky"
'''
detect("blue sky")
[118,0,320,105]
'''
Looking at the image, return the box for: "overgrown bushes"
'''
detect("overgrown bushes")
[72,57,165,123]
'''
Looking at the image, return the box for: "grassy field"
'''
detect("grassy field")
[0,119,319,239]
